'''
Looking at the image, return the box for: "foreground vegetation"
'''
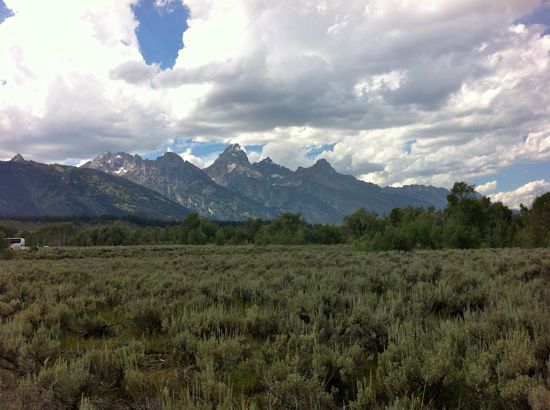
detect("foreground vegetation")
[1,246,549,409]
[2,183,549,251]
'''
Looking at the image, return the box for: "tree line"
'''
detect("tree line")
[2,182,549,250]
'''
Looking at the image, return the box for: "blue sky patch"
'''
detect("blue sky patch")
[306,143,336,159]
[516,3,550,35]
[403,140,416,154]
[131,0,189,69]
[471,159,550,193]
[243,145,263,155]
[0,0,14,24]
[140,136,193,159]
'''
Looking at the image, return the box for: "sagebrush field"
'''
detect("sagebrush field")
[1,246,549,409]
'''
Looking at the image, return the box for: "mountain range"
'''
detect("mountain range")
[0,155,189,219]
[81,150,270,221]
[1,145,449,222]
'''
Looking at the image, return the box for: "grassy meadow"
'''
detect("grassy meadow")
[0,246,549,409]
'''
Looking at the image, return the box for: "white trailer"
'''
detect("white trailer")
[5,238,26,249]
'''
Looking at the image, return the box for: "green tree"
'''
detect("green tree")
[519,192,550,247]
[444,181,517,248]
[176,213,202,244]
[369,225,414,251]
[484,201,515,247]
[311,224,345,244]
[447,181,476,204]
[444,182,485,248]
[343,208,380,238]
[256,213,310,244]
[244,218,263,242]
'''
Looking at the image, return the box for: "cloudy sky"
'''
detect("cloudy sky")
[0,0,549,207]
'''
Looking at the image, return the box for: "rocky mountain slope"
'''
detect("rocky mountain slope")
[82,151,272,220]
[203,144,449,222]
[0,156,189,219]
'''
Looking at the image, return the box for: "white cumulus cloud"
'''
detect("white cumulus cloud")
[490,180,550,208]
[177,148,216,168]
[476,180,498,195]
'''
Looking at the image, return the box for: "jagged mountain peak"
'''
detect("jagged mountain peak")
[227,143,243,152]
[297,158,337,175]
[258,156,287,168]
[160,151,181,158]
[10,154,25,162]
[313,158,334,169]
[255,156,293,177]
[92,151,142,162]
[82,147,271,220]
[208,144,251,170]
[205,144,266,186]
[218,143,249,163]
[123,152,142,161]
[156,151,184,164]
[83,151,144,176]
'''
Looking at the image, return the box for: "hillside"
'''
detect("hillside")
[82,151,273,221]
[0,156,189,220]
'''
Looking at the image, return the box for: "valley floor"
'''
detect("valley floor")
[0,246,549,409]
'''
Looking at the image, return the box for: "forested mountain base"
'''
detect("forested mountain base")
[3,186,549,251]
[1,246,549,409]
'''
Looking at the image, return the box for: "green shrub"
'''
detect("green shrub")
[130,303,164,335]
[37,357,91,405]
[244,305,279,338]
[528,385,550,410]
[2,246,550,408]
[172,330,198,365]
[500,375,538,408]
[79,396,97,410]
[77,316,114,338]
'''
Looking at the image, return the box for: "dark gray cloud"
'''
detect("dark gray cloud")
[110,61,158,85]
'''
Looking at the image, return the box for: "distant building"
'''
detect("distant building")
[4,238,26,249]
